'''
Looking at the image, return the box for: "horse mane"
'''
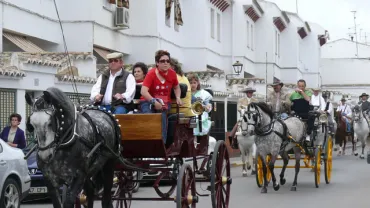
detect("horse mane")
[249,102,274,119]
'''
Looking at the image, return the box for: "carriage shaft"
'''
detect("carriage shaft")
[273,165,313,168]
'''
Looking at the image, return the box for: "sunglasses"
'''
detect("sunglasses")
[109,59,120,63]
[159,59,170,64]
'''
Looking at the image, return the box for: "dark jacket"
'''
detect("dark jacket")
[97,69,133,109]
[358,100,370,112]
[0,126,26,149]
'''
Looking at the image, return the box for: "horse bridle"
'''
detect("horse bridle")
[29,99,78,153]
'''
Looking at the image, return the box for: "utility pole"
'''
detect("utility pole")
[296,0,298,14]
[362,32,368,45]
[351,11,359,57]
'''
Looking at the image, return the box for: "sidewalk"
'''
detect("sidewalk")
[230,143,361,167]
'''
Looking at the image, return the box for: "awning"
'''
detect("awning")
[3,32,45,53]
[93,47,111,62]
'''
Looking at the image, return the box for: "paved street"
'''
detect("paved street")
[22,149,370,208]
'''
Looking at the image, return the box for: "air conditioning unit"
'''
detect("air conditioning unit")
[115,6,129,28]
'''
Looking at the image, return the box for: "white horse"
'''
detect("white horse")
[352,105,369,159]
[235,107,256,177]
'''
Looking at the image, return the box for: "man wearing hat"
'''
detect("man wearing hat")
[266,81,291,119]
[310,87,326,112]
[90,52,136,114]
[336,97,352,133]
[229,87,258,146]
[358,93,370,118]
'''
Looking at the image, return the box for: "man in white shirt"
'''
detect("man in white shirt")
[310,88,326,112]
[90,52,136,114]
[336,98,352,133]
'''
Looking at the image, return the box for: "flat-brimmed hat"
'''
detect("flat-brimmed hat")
[240,87,256,93]
[106,52,123,60]
[271,81,284,87]
[312,87,321,91]
[359,93,369,97]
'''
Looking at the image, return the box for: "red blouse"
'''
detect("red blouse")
[142,68,179,105]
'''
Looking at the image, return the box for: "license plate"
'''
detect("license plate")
[30,187,48,194]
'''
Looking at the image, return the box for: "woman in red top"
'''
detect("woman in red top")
[141,50,183,143]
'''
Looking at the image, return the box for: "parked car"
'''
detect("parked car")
[0,139,31,207]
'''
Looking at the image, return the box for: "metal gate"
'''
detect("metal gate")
[210,102,237,141]
[0,89,16,131]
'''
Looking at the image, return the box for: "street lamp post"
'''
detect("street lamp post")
[225,61,244,80]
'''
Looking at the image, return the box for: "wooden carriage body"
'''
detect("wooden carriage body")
[116,83,210,160]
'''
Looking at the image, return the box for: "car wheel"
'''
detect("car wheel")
[0,178,21,208]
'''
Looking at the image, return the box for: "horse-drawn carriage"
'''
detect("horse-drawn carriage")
[234,102,332,193]
[25,84,231,208]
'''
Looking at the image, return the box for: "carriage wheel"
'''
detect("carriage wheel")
[324,135,333,184]
[113,171,132,208]
[210,140,231,208]
[314,147,321,188]
[255,154,272,188]
[175,163,197,208]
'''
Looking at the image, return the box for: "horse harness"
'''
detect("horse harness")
[29,102,108,164]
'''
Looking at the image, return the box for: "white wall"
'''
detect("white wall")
[322,39,370,59]
[321,58,370,85]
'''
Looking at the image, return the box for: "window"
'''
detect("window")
[210,8,215,39]
[217,13,221,42]
[275,30,278,55]
[246,21,250,48]
[251,24,254,50]
[0,143,2,153]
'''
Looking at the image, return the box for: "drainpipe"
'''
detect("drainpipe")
[224,95,229,134]
[231,0,235,69]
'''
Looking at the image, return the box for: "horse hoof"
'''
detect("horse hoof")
[273,183,280,191]
[247,165,251,170]
[261,187,267,193]
[280,178,286,185]
[354,153,359,156]
[242,172,248,177]
[290,186,297,191]
[251,170,256,175]
[360,155,365,159]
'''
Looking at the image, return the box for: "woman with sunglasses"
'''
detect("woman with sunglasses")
[141,50,183,143]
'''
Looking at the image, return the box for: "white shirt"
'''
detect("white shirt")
[336,104,352,117]
[90,69,136,105]
[310,95,326,111]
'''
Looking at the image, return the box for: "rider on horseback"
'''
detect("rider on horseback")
[229,87,258,148]
[336,98,352,133]
[266,80,291,119]
[322,91,335,133]
[289,79,314,143]
[358,93,370,120]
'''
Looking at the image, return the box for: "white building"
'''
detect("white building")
[0,0,328,141]
[321,38,370,106]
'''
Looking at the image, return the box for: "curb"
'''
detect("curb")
[230,144,361,167]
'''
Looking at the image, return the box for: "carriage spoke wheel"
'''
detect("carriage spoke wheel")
[324,135,333,184]
[314,147,322,188]
[175,163,197,208]
[255,155,272,188]
[113,171,132,208]
[210,140,231,208]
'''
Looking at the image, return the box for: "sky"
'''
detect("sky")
[266,0,370,43]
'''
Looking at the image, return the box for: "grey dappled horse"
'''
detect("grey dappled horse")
[25,87,120,208]
[352,105,369,159]
[235,107,256,176]
[245,102,306,193]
